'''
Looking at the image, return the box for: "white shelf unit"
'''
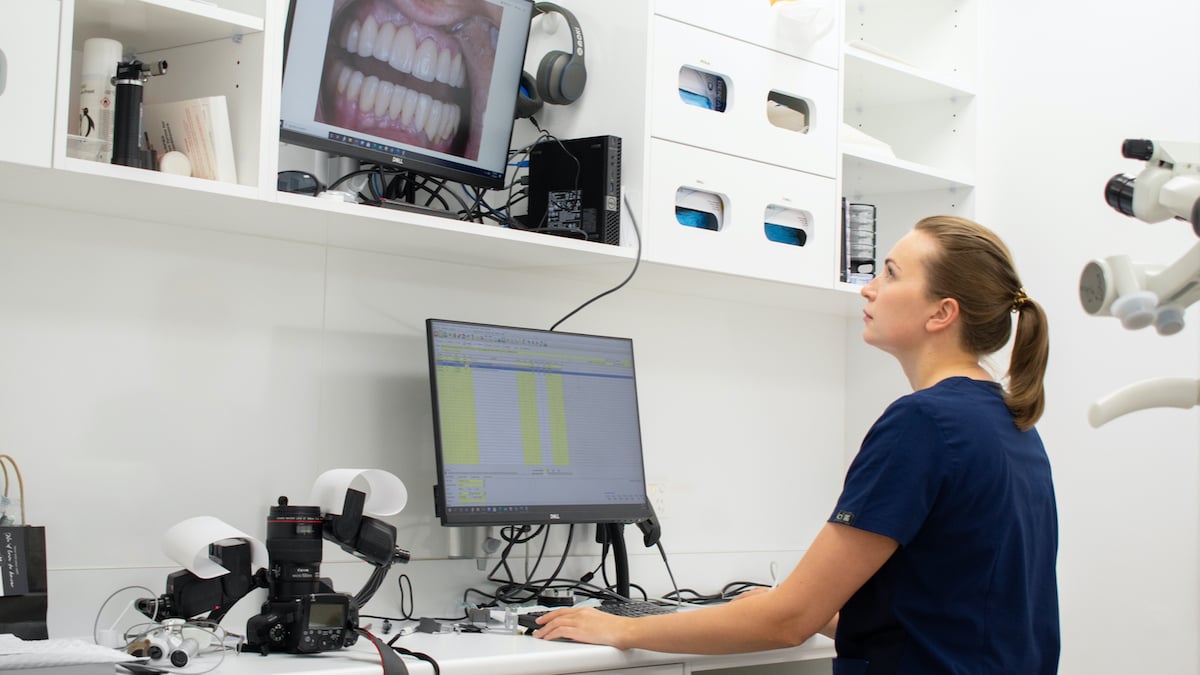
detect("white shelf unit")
[839,0,979,263]
[53,0,273,196]
[2,0,870,316]
[520,1,846,293]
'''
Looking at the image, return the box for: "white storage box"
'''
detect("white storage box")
[654,0,839,69]
[650,17,838,179]
[645,139,839,288]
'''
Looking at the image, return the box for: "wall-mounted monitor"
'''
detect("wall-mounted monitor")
[280,0,534,189]
[426,319,653,527]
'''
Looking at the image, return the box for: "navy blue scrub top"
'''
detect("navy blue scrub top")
[830,377,1060,674]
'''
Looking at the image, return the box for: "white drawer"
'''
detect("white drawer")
[650,17,838,179]
[0,0,61,167]
[644,139,838,288]
[654,0,839,69]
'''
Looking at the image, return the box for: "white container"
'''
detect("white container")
[78,37,123,163]
[646,138,839,288]
[649,17,838,178]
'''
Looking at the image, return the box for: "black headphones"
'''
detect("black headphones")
[515,2,587,119]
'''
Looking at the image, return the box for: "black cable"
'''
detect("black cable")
[662,580,771,605]
[396,574,414,620]
[549,193,643,332]
[327,167,375,192]
[355,563,390,609]
[655,541,682,606]
[387,639,441,675]
[488,526,553,604]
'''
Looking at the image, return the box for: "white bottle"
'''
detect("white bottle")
[79,37,123,162]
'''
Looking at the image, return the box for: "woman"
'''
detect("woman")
[533,216,1059,674]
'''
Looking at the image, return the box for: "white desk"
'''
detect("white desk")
[208,631,836,675]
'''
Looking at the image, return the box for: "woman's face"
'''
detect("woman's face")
[319,0,505,161]
[859,229,943,358]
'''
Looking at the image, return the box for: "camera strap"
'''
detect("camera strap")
[357,628,409,675]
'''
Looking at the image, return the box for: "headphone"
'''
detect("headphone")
[515,2,587,119]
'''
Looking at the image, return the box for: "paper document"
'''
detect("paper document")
[0,634,136,667]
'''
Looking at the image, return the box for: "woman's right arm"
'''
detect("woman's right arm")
[534,522,896,653]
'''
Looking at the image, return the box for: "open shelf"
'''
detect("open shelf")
[843,45,975,106]
[841,148,974,198]
[0,158,865,317]
[69,0,264,53]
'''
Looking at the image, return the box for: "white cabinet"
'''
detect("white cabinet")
[524,1,844,290]
[839,0,979,263]
[0,0,977,315]
[0,1,62,167]
[52,0,271,196]
[648,16,839,180]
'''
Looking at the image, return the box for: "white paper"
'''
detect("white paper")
[310,469,407,517]
[0,635,136,666]
[161,516,268,579]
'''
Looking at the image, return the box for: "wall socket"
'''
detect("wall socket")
[647,482,668,519]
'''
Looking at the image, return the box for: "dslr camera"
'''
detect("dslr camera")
[244,498,358,654]
[139,490,409,657]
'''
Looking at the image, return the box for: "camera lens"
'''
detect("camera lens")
[266,497,324,599]
[1105,173,1136,217]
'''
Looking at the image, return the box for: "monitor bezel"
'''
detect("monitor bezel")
[280,0,534,191]
[426,318,654,527]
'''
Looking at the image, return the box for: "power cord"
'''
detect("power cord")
[0,454,27,525]
[549,193,643,332]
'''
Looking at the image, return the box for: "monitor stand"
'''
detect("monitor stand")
[600,522,632,600]
[374,197,456,219]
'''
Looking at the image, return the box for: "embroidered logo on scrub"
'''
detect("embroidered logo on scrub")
[834,510,855,525]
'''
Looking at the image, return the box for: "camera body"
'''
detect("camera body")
[243,497,360,655]
[246,591,357,654]
[138,489,407,658]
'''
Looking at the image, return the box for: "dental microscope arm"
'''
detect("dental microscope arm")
[1088,377,1200,428]
[1080,239,1200,335]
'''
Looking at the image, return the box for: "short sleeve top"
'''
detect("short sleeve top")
[830,377,1060,674]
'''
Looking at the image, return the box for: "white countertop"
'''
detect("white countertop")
[206,629,835,675]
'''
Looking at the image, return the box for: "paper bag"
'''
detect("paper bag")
[0,526,48,639]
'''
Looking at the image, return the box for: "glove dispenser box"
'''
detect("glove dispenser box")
[646,139,838,288]
[654,0,839,69]
[650,17,838,179]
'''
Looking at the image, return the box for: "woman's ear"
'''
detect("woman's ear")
[926,297,960,334]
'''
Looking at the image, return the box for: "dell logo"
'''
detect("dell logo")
[549,513,561,520]
[390,157,404,165]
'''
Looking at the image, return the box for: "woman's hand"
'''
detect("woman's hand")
[531,607,636,648]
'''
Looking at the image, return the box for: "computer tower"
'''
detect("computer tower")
[526,135,621,245]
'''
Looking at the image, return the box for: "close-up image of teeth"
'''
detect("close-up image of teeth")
[319,0,503,161]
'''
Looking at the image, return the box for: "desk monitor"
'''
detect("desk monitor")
[426,319,653,527]
[280,0,535,190]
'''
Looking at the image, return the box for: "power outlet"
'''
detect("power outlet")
[647,482,668,520]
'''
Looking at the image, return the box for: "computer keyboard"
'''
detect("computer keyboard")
[597,599,678,617]
[518,600,677,630]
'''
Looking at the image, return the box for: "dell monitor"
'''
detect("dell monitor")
[280,0,534,189]
[426,319,653,528]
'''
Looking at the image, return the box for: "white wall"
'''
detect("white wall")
[0,201,849,638]
[977,1,1200,672]
[5,3,1197,671]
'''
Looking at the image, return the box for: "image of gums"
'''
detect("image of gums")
[320,0,504,161]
